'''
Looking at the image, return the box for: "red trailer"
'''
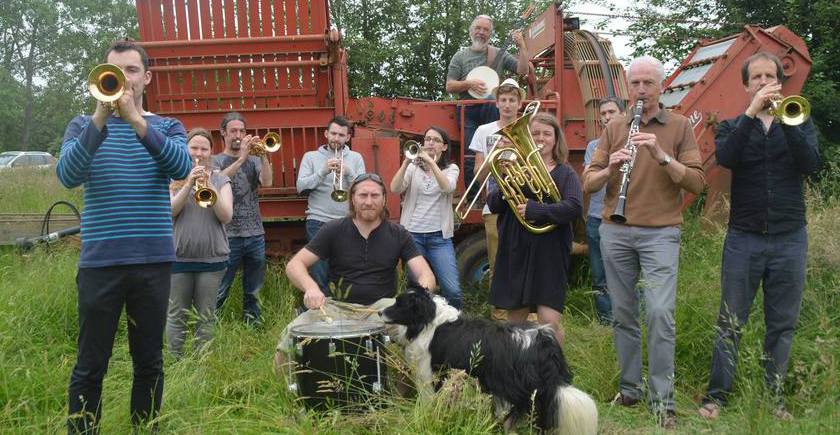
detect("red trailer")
[134,0,810,284]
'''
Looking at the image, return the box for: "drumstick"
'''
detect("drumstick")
[319,305,334,323]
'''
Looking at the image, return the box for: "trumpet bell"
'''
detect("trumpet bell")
[331,189,348,202]
[88,63,126,103]
[262,132,282,153]
[194,188,217,208]
[403,140,421,160]
[770,95,810,126]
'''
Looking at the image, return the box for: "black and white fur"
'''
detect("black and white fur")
[380,289,597,434]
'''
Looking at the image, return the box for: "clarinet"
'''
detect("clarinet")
[609,100,645,224]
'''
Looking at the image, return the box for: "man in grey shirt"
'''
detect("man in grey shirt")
[584,97,624,325]
[213,111,272,327]
[447,14,529,185]
[296,116,365,295]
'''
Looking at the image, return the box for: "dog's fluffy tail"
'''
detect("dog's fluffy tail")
[554,385,598,435]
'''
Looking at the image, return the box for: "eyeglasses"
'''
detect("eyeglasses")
[352,172,384,185]
[423,136,444,144]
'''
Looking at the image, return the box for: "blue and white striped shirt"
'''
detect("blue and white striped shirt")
[57,114,191,268]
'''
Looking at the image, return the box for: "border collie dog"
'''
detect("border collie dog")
[381,289,597,434]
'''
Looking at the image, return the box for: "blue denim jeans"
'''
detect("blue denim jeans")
[704,227,807,406]
[586,217,612,324]
[410,231,463,309]
[216,235,265,324]
[305,219,331,297]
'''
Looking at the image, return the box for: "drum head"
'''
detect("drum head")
[466,66,500,99]
[291,319,385,339]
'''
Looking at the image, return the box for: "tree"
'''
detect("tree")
[0,0,136,152]
[332,0,541,100]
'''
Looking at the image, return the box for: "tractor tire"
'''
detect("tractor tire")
[456,231,489,289]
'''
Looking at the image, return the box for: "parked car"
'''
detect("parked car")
[0,151,57,170]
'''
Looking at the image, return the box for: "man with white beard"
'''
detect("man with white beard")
[446,15,530,184]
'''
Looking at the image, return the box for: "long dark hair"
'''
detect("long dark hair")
[425,126,453,170]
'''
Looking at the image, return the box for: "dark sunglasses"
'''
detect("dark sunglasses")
[352,172,384,185]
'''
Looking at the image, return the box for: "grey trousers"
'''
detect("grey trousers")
[166,270,225,357]
[600,223,681,411]
[704,227,807,406]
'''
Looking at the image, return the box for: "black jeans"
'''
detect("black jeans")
[68,263,172,434]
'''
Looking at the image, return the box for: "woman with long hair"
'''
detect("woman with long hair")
[390,126,463,309]
[166,128,233,357]
[488,113,582,344]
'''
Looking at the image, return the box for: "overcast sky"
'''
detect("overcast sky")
[567,1,634,64]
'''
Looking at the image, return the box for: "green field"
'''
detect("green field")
[1,170,838,434]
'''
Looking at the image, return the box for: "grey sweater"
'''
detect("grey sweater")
[296,145,365,222]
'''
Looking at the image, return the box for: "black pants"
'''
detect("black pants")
[68,263,172,434]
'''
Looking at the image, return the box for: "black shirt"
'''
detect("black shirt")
[715,115,821,234]
[306,217,421,305]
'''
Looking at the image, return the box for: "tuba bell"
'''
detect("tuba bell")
[454,101,561,234]
[88,63,126,113]
[769,95,810,126]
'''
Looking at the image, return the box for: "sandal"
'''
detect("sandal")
[698,402,720,420]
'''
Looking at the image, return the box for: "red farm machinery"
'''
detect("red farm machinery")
[134,0,811,284]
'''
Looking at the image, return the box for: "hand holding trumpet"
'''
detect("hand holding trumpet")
[746,83,782,118]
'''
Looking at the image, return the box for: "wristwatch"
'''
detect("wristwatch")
[659,155,672,166]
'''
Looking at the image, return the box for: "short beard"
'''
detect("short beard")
[470,36,488,51]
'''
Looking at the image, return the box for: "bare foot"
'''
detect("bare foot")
[698,402,720,420]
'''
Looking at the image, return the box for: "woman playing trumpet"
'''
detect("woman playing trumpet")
[167,128,233,358]
[390,127,463,309]
[488,113,582,345]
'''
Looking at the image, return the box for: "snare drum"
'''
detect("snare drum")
[288,320,390,411]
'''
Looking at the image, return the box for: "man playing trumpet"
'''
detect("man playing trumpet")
[58,38,192,433]
[698,52,821,421]
[214,112,273,327]
[296,116,366,296]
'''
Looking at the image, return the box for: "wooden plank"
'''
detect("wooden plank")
[0,214,80,246]
[186,0,201,39]
[148,0,166,41]
[174,0,189,39]
[223,0,236,37]
[162,0,176,40]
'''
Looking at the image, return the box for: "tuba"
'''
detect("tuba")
[769,95,810,126]
[88,63,126,114]
[454,101,561,234]
[250,132,282,156]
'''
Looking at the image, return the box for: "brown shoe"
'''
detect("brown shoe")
[659,410,677,430]
[611,392,640,407]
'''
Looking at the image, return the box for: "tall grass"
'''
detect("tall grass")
[0,167,83,213]
[1,173,839,433]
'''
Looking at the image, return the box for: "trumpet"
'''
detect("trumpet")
[769,95,810,126]
[171,160,217,208]
[330,147,348,202]
[403,140,427,170]
[194,167,217,208]
[249,132,282,156]
[88,63,126,114]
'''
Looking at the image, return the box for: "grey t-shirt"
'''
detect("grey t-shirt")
[212,154,265,237]
[584,139,606,219]
[447,47,518,100]
[173,172,231,263]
